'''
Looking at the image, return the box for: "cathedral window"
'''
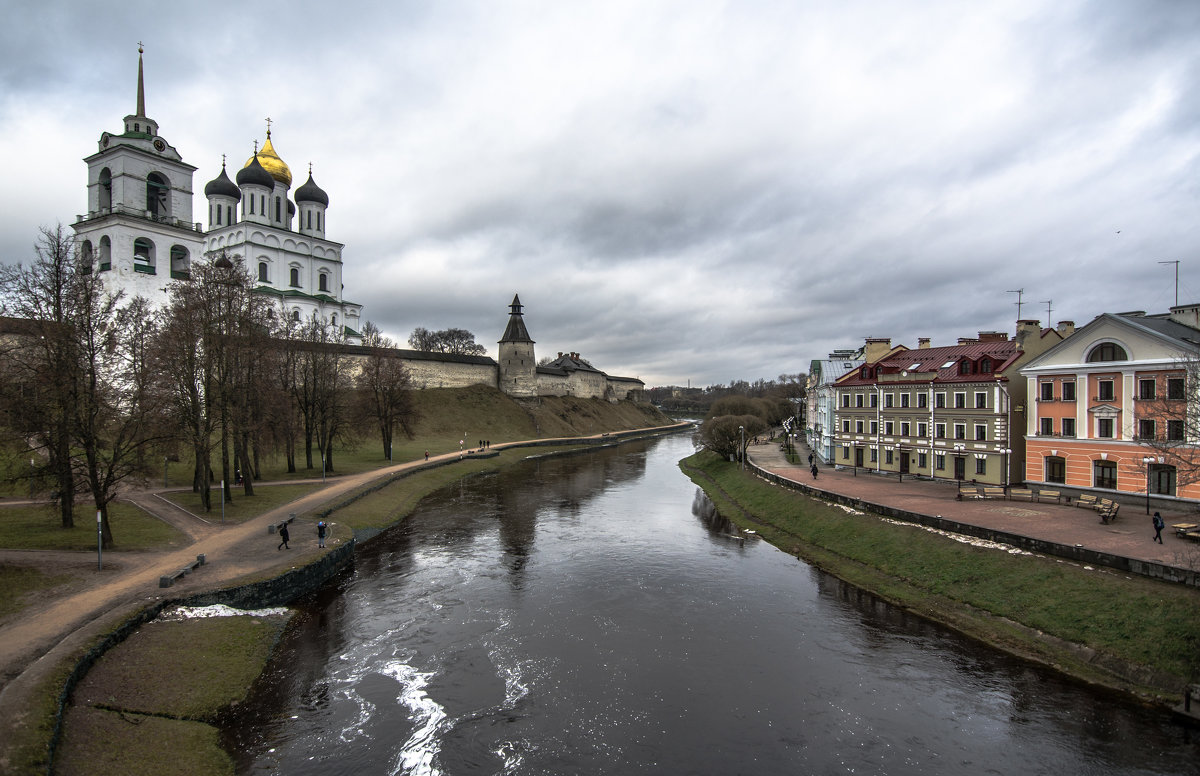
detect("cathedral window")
[99,236,111,271]
[170,245,190,279]
[331,313,337,326]
[226,205,233,224]
[275,196,281,222]
[99,168,112,211]
[292,309,300,322]
[248,197,254,215]
[258,262,269,282]
[317,212,321,231]
[319,273,329,292]
[133,238,155,274]
[146,173,169,219]
[214,204,221,226]
[260,195,266,216]
[307,211,312,229]
[290,267,300,287]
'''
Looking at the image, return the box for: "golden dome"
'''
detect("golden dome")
[243,132,291,187]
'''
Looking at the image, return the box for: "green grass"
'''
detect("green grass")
[681,450,1200,691]
[0,565,73,619]
[159,483,327,523]
[0,502,187,551]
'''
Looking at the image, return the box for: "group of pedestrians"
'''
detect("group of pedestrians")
[275,519,330,550]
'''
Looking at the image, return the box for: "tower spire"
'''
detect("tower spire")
[136,42,146,117]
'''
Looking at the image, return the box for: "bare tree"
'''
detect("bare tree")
[408,326,487,356]
[1136,361,1200,490]
[357,321,418,459]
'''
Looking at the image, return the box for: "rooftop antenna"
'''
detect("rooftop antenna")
[1040,299,1053,324]
[1007,288,1025,321]
[1158,260,1180,306]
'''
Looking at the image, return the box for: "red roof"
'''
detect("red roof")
[837,340,1020,386]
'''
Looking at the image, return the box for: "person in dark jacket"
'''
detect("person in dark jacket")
[1153,512,1165,544]
[277,522,290,550]
[317,520,328,548]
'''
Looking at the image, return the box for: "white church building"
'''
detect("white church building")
[71,48,362,340]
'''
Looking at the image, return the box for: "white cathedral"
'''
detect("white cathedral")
[71,48,363,341]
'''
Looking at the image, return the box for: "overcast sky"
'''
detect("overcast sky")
[3,0,1199,387]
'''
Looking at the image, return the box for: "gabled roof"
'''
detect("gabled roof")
[837,339,1022,387]
[1020,310,1200,372]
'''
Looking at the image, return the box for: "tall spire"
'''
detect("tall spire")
[135,43,146,117]
[500,294,534,343]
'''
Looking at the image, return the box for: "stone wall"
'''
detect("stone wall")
[400,356,497,389]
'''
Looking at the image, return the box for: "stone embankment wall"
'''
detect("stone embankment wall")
[750,461,1200,589]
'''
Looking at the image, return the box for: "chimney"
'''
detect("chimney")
[918,337,930,349]
[957,337,978,345]
[558,352,563,358]
[1014,319,1041,350]
[1056,320,1075,336]
[863,337,892,363]
[978,331,1008,342]
[1168,304,1200,330]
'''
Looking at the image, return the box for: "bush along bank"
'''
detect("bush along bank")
[679,449,1200,706]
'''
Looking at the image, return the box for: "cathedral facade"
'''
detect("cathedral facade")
[71,49,362,340]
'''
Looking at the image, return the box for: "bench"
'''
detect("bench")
[1074,494,1099,509]
[159,554,207,588]
[1036,489,1062,504]
[980,486,1007,499]
[1008,488,1035,501]
[1098,500,1119,524]
[1174,523,1199,538]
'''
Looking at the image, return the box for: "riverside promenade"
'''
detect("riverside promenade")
[747,438,1197,569]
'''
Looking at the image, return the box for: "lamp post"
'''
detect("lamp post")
[998,447,1012,493]
[1143,455,1156,514]
[164,456,169,489]
[321,450,326,482]
[739,425,745,471]
[953,443,966,481]
[29,458,34,500]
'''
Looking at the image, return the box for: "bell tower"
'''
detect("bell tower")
[498,294,537,397]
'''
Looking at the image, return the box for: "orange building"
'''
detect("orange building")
[1020,305,1200,506]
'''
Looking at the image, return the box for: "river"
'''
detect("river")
[226,434,1198,775]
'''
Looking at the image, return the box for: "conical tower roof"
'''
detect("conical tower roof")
[499,294,534,343]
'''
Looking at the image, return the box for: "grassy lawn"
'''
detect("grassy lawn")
[681,450,1200,691]
[0,565,73,619]
[54,613,288,776]
[159,483,328,523]
[0,502,187,552]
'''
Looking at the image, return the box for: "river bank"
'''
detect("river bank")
[679,449,1200,708]
[36,423,689,776]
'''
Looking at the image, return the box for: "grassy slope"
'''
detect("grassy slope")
[681,449,1200,699]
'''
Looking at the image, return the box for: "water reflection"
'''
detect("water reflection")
[228,434,1199,775]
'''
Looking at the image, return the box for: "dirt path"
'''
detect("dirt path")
[0,428,685,770]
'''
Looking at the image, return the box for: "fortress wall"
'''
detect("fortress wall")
[400,357,497,389]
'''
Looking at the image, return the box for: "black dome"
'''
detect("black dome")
[236,156,275,190]
[294,173,329,206]
[204,165,241,200]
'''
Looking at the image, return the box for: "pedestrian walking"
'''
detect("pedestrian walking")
[810,463,819,479]
[425,450,429,461]
[1153,511,1165,544]
[317,520,327,548]
[277,522,290,550]
[808,453,814,466]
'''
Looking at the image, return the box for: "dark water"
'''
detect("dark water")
[228,435,1199,775]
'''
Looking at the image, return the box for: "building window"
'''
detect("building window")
[1097,380,1114,401]
[975,458,987,475]
[884,421,894,435]
[319,273,329,292]
[975,392,986,408]
[980,358,992,373]
[317,212,321,230]
[935,453,946,470]
[1062,381,1076,401]
[935,393,945,408]
[900,394,910,408]
[918,452,928,469]
[1168,420,1185,441]
[1094,460,1117,489]
[975,424,987,440]
[870,421,878,434]
[842,446,850,460]
[1041,382,1054,401]
[1168,378,1185,400]
[870,393,878,408]
[290,267,300,287]
[1150,465,1177,497]
[917,422,927,437]
[1062,418,1075,437]
[884,394,893,408]
[275,196,282,222]
[869,448,878,463]
[954,424,966,439]
[935,423,946,439]
[1040,417,1053,435]
[959,360,972,375]
[331,313,337,326]
[842,394,850,408]
[918,393,928,408]
[885,449,894,465]
[856,394,864,408]
[954,392,966,408]
[1139,379,1156,400]
[1045,456,1066,484]
[215,204,221,225]
[1139,419,1156,440]
[227,205,233,224]
[1087,343,1128,362]
[1097,418,1114,438]
[258,262,268,282]
[842,420,850,433]
[856,420,864,433]
[900,422,910,436]
[292,309,300,322]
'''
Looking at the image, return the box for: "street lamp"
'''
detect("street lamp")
[29,458,34,500]
[998,447,1012,492]
[1143,456,1156,514]
[739,425,745,471]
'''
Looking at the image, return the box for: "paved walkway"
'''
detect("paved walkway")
[748,439,1199,567]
